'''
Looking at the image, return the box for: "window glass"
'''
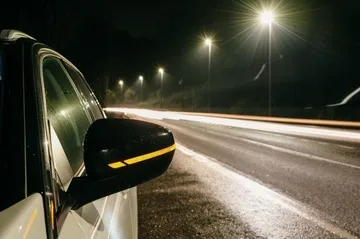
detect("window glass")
[43,57,91,173]
[63,63,103,120]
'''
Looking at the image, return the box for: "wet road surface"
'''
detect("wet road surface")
[138,152,264,239]
[116,113,360,238]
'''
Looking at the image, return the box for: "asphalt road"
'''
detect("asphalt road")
[134,117,360,238]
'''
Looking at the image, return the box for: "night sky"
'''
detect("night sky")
[1,0,360,110]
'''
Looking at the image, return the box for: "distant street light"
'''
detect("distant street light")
[158,68,164,108]
[260,10,273,116]
[139,75,144,101]
[118,80,124,91]
[205,38,212,46]
[204,38,212,112]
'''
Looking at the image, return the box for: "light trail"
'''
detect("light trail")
[104,108,360,143]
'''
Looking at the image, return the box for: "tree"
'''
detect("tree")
[124,88,136,103]
[105,89,116,106]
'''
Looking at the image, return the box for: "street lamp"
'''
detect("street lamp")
[139,75,144,101]
[260,11,273,25]
[260,10,273,116]
[118,80,124,91]
[158,68,164,108]
[204,38,212,112]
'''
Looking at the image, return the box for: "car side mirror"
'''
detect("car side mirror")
[66,118,175,209]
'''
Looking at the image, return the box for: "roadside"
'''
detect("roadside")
[137,150,263,239]
[137,146,343,239]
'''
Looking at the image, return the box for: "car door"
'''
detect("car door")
[61,59,138,239]
[38,51,110,238]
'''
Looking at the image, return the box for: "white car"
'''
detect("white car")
[0,29,175,239]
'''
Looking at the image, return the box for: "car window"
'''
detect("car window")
[62,62,104,120]
[43,57,91,174]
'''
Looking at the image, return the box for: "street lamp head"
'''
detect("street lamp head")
[260,11,273,25]
[158,68,164,74]
[139,75,144,81]
[205,38,212,46]
[119,80,124,86]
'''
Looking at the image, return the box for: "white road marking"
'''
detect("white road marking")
[338,145,357,150]
[210,130,360,170]
[176,143,358,239]
[173,119,358,151]
[239,127,357,150]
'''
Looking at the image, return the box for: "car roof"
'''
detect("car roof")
[0,29,86,80]
[0,29,36,42]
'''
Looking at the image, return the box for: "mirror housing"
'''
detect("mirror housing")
[66,118,175,209]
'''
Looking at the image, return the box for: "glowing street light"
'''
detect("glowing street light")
[118,80,124,91]
[158,68,164,108]
[204,38,212,112]
[139,75,144,101]
[205,38,212,46]
[260,10,273,116]
[260,11,273,25]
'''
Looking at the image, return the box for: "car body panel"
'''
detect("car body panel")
[58,212,87,238]
[61,189,138,239]
[0,193,47,239]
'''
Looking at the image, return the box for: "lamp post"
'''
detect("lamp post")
[205,38,212,112]
[139,75,144,101]
[118,80,124,92]
[260,11,273,116]
[158,68,164,108]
